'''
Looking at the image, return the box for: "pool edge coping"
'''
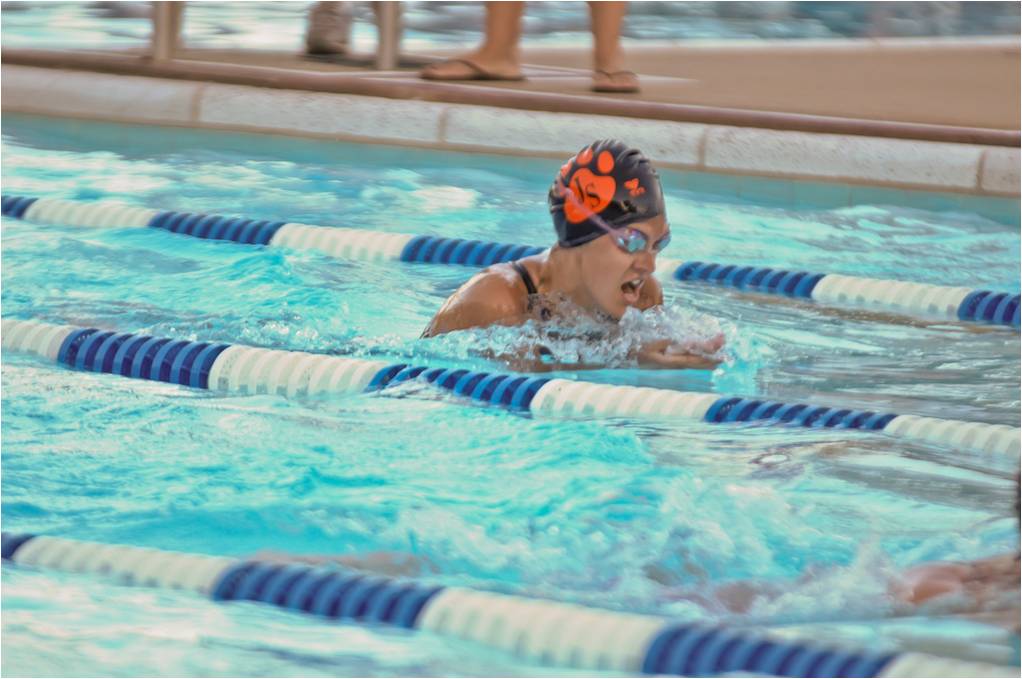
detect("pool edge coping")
[2,63,1019,198]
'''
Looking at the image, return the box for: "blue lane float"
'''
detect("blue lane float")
[674,261,1020,328]
[2,532,1010,678]
[148,210,287,246]
[957,289,1022,326]
[3,195,1018,329]
[400,234,545,266]
[3,318,1018,458]
[210,558,444,628]
[673,261,827,300]
[1,194,37,219]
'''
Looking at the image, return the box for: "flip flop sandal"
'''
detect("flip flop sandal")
[592,70,640,94]
[420,58,526,82]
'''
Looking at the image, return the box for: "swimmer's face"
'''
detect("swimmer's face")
[576,215,669,320]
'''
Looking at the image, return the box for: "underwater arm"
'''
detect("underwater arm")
[635,278,725,369]
[636,339,723,369]
[250,550,432,577]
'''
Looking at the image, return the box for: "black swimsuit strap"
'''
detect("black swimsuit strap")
[511,260,538,296]
[511,260,552,321]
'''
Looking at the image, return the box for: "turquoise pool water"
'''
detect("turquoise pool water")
[1,114,1019,676]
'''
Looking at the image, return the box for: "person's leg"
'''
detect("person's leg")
[475,1,525,64]
[588,1,639,93]
[305,1,352,56]
[420,1,525,80]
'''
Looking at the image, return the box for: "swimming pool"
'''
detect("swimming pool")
[1,113,1019,676]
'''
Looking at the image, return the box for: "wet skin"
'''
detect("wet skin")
[422,215,724,370]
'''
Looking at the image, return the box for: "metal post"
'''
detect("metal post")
[150,1,184,62]
[374,1,402,70]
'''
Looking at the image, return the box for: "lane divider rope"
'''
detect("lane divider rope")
[3,195,1016,329]
[3,318,1017,458]
[1,532,1011,678]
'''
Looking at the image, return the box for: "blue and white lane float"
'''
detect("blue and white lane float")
[3,195,1017,329]
[3,318,1018,458]
[1,533,1011,678]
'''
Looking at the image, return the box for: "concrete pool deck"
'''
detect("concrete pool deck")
[2,37,1020,197]
[188,37,1022,131]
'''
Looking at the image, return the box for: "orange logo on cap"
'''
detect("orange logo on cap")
[562,148,617,224]
[624,178,645,197]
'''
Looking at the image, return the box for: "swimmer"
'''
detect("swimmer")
[656,552,1020,623]
[656,475,1022,627]
[421,139,724,370]
[252,479,1020,632]
[252,547,1019,625]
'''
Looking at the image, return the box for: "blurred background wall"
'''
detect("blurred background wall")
[2,1,1019,54]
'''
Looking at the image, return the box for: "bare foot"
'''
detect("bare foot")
[592,69,640,93]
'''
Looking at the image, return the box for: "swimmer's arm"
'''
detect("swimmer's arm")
[962,552,1021,580]
[499,350,605,374]
[250,550,432,578]
[701,554,1020,615]
[658,577,785,615]
[897,552,1021,606]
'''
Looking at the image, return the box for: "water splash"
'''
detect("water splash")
[417,300,736,371]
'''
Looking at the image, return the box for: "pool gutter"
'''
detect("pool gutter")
[2,55,1019,197]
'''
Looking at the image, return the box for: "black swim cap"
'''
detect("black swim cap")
[548,139,666,248]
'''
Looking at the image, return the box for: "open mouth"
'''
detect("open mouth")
[621,277,644,304]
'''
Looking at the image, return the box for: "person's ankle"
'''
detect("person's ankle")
[593,49,625,74]
[473,46,520,70]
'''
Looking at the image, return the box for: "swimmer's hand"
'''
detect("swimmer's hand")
[637,334,725,370]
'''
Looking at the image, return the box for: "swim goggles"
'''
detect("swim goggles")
[612,226,672,255]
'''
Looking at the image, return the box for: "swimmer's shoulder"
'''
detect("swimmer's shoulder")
[469,263,534,308]
[421,264,530,337]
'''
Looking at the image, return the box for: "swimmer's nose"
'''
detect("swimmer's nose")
[633,250,655,274]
